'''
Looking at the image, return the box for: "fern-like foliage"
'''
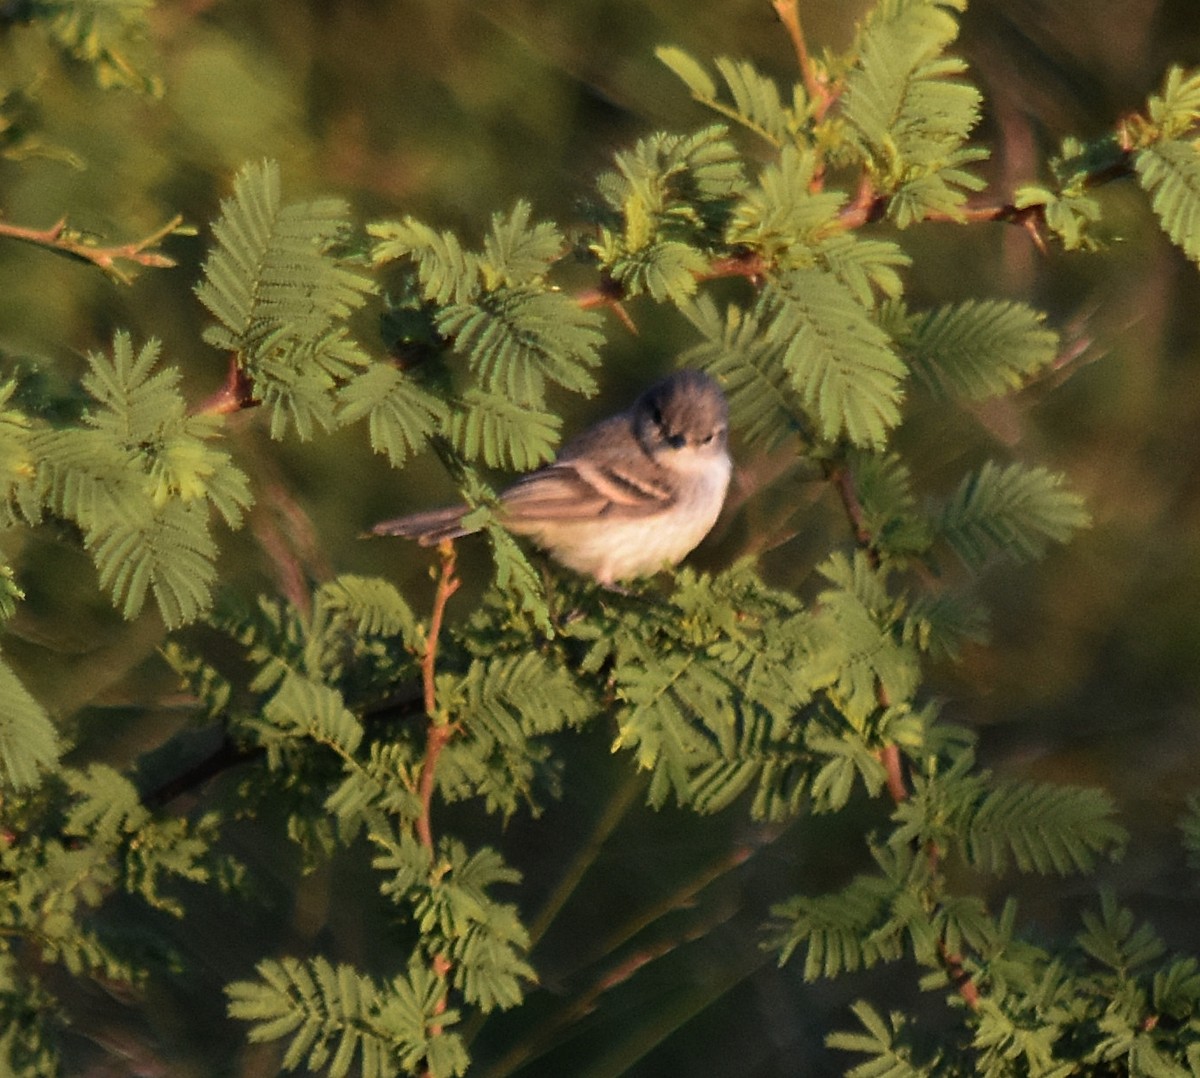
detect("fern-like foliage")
[892,750,1127,877]
[0,655,58,789]
[33,0,161,95]
[887,299,1060,400]
[590,124,746,301]
[0,383,40,529]
[436,651,597,815]
[656,47,805,149]
[36,332,252,627]
[841,0,987,225]
[1136,139,1200,263]
[572,565,824,815]
[373,834,536,1013]
[370,202,604,470]
[62,763,220,915]
[762,269,907,448]
[227,954,469,1078]
[937,462,1090,573]
[826,1001,941,1076]
[680,297,805,449]
[806,552,921,728]
[196,159,378,439]
[337,363,448,469]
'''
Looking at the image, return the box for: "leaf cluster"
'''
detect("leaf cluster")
[7,1,1200,1075]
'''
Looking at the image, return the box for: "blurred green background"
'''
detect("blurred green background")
[6,1,1200,1074]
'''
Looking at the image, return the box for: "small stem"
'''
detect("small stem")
[193,355,259,416]
[0,213,182,283]
[771,0,831,117]
[416,542,462,851]
[880,743,907,805]
[824,459,876,558]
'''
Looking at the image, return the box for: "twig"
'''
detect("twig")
[879,742,907,805]
[193,355,259,416]
[0,213,183,283]
[824,459,875,557]
[415,541,462,851]
[770,0,833,119]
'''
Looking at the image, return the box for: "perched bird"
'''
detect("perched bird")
[371,369,731,585]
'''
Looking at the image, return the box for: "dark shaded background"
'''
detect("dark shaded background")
[5,1,1200,1074]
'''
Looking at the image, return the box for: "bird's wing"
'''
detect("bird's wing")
[500,458,674,523]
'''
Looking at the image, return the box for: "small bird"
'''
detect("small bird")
[370,369,731,585]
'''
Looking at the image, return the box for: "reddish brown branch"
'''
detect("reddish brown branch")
[415,542,462,851]
[771,0,834,119]
[194,355,259,416]
[0,213,182,283]
[880,743,907,805]
[824,460,875,555]
[699,249,770,285]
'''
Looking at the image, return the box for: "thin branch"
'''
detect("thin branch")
[824,459,875,557]
[0,213,183,283]
[193,355,259,416]
[880,742,907,805]
[770,0,833,119]
[415,541,462,852]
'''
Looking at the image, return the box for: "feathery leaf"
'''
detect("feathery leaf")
[0,656,58,790]
[938,462,1090,573]
[764,270,906,448]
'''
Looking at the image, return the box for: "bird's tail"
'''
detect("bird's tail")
[368,506,476,545]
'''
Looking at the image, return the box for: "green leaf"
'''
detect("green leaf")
[338,364,448,468]
[613,647,735,808]
[438,287,604,401]
[891,299,1060,400]
[370,216,481,304]
[826,1001,933,1076]
[480,201,564,287]
[807,552,920,727]
[62,763,147,840]
[314,575,417,643]
[44,0,161,95]
[227,955,468,1078]
[610,239,709,304]
[594,124,745,252]
[481,522,551,634]
[938,461,1090,573]
[967,781,1127,875]
[196,160,376,439]
[679,297,803,449]
[1144,65,1200,140]
[842,0,986,223]
[764,270,907,448]
[0,656,58,789]
[1136,138,1200,262]
[448,388,561,471]
[655,48,802,147]
[771,869,907,979]
[849,449,932,560]
[1077,888,1165,972]
[727,145,846,265]
[89,499,219,628]
[655,45,718,101]
[263,673,364,759]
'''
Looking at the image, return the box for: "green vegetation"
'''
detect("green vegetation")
[3,1,1200,1074]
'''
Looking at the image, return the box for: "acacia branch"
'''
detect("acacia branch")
[770,0,833,119]
[194,355,259,416]
[415,541,462,852]
[0,213,183,283]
